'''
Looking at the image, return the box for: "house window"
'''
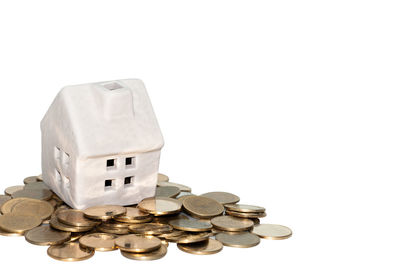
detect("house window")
[106,159,116,170]
[104,179,116,191]
[125,157,135,168]
[124,176,134,186]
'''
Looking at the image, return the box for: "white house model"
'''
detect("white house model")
[41,79,164,209]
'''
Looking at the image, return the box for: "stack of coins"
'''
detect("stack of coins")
[0,173,292,261]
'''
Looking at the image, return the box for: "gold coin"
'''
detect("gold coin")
[101,220,129,229]
[113,207,152,223]
[0,195,11,209]
[173,232,213,244]
[138,197,182,216]
[210,216,254,232]
[0,213,42,233]
[120,244,167,261]
[0,227,24,236]
[57,209,100,227]
[152,213,189,224]
[83,205,126,220]
[177,239,223,255]
[37,174,43,181]
[52,193,63,203]
[12,188,53,201]
[79,233,117,251]
[24,181,50,190]
[252,218,260,225]
[68,232,85,242]
[47,199,58,208]
[157,230,185,240]
[47,242,94,261]
[169,219,212,232]
[54,205,71,216]
[200,191,240,205]
[157,173,169,182]
[157,181,191,192]
[251,224,292,240]
[4,185,24,196]
[11,198,54,220]
[182,196,224,218]
[215,232,260,248]
[116,216,152,224]
[155,186,180,198]
[115,234,162,253]
[211,228,224,236]
[23,176,40,184]
[224,204,265,213]
[176,195,195,204]
[49,216,94,233]
[225,210,266,219]
[128,223,173,235]
[96,225,130,235]
[176,191,195,198]
[25,224,71,245]
[161,239,169,247]
[1,197,31,214]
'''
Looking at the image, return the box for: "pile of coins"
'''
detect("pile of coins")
[0,174,292,261]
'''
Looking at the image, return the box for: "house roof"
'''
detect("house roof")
[42,79,164,158]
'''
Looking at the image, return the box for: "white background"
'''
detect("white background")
[0,0,399,265]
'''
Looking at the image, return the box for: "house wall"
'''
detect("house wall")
[71,149,161,209]
[41,91,78,206]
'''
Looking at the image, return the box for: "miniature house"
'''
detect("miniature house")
[41,79,164,209]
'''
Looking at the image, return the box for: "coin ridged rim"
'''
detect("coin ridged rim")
[182,196,224,218]
[120,244,167,261]
[210,216,254,232]
[215,232,260,248]
[25,224,71,246]
[177,239,223,255]
[115,235,162,253]
[47,242,95,262]
[169,219,212,232]
[251,224,293,240]
[78,233,117,251]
